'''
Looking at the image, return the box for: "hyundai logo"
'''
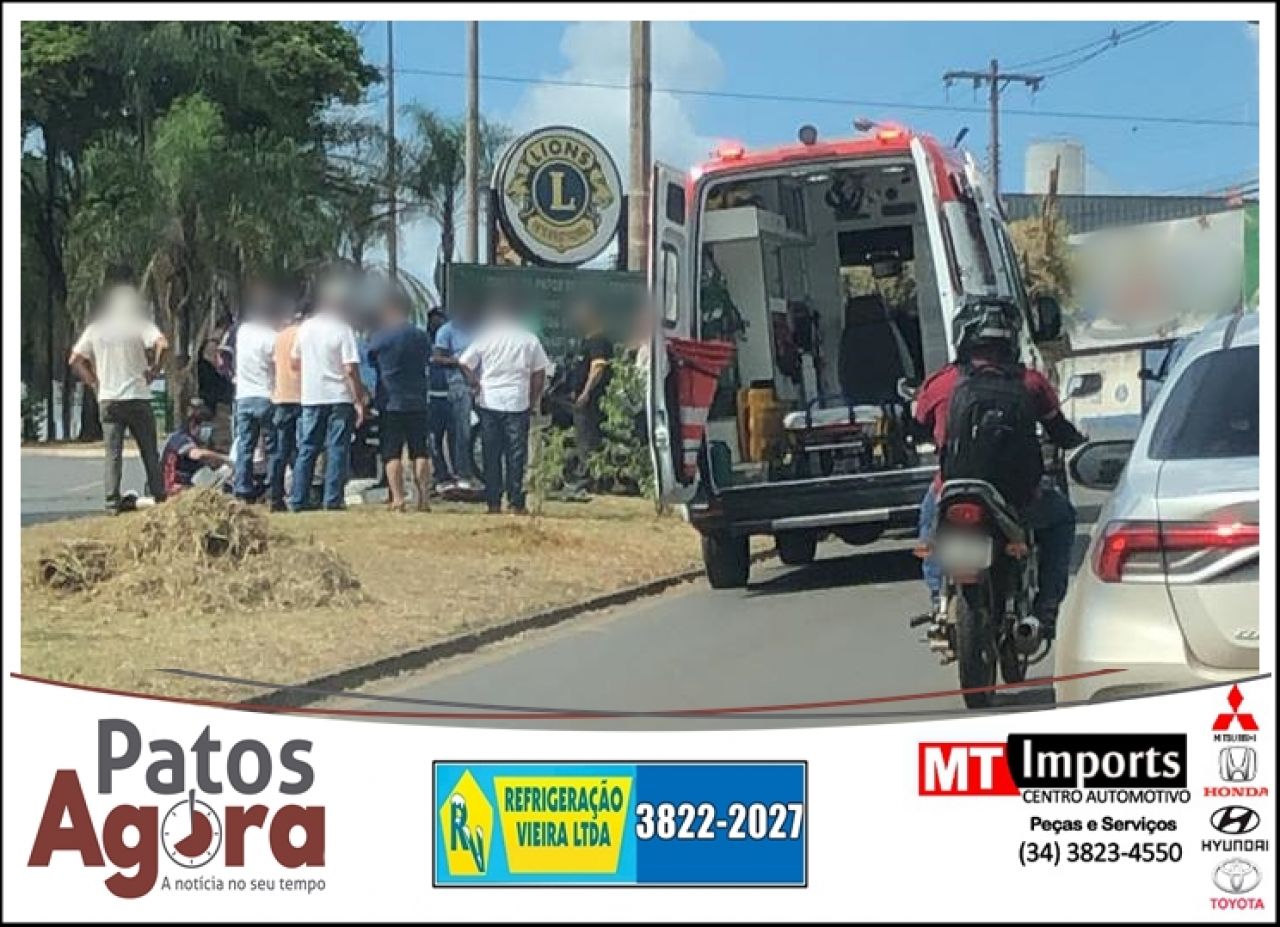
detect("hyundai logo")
[1220,746,1258,782]
[1211,806,1261,835]
[1213,858,1262,895]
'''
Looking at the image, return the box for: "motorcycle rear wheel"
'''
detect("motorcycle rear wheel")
[955,581,998,709]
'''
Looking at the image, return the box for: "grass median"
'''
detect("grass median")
[21,491,706,702]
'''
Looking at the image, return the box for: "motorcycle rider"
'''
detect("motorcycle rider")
[913,298,1086,640]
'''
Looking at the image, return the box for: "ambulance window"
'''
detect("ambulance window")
[661,245,680,326]
[943,199,998,295]
[665,183,686,224]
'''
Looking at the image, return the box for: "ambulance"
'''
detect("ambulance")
[646,123,1064,587]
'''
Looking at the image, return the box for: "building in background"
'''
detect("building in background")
[1024,138,1086,195]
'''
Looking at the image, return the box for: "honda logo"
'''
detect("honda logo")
[1211,806,1261,835]
[1220,747,1258,782]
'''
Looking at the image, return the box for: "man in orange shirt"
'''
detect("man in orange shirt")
[267,290,305,511]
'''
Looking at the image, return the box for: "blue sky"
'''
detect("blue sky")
[351,19,1260,280]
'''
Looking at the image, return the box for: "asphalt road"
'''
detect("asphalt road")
[325,492,1105,729]
[20,451,145,525]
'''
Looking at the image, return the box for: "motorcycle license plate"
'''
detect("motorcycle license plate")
[936,534,993,572]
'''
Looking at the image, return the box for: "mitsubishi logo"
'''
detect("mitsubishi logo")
[1213,685,1260,732]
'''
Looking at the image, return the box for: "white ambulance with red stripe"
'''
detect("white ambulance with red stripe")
[646,124,1064,587]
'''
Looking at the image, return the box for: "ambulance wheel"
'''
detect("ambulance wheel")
[702,532,750,589]
[776,530,818,565]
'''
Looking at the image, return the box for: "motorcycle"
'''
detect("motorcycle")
[912,449,1063,710]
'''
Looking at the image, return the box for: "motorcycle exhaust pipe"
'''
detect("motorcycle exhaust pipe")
[1012,616,1043,655]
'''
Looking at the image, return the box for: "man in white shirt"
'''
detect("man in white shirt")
[458,303,550,514]
[68,268,169,513]
[232,281,280,501]
[288,272,369,511]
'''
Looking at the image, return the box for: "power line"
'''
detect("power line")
[1037,23,1172,78]
[390,65,1258,129]
[1009,21,1166,71]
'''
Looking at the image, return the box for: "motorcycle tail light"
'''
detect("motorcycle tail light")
[944,502,984,526]
[1093,520,1259,583]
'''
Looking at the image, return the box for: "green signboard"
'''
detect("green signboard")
[446,263,646,364]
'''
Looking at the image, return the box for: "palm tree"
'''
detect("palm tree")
[400,105,511,303]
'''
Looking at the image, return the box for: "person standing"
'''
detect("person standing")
[424,308,455,488]
[288,274,369,511]
[567,300,614,485]
[231,284,278,501]
[268,299,304,512]
[367,286,435,511]
[458,304,550,515]
[68,266,169,514]
[432,307,476,490]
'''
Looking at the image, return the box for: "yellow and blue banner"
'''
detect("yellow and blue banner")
[433,762,806,886]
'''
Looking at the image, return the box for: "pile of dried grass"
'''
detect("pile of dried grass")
[30,489,366,614]
[36,540,116,592]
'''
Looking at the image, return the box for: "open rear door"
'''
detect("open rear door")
[647,161,700,505]
[910,137,961,360]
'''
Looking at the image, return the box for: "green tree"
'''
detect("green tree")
[21,21,381,438]
[400,106,511,301]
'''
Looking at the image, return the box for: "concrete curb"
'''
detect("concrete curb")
[241,549,777,709]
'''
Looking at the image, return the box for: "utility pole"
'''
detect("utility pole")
[464,22,480,265]
[386,20,398,277]
[627,21,651,273]
[942,59,1042,195]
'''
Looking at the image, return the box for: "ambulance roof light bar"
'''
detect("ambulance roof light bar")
[713,141,746,160]
[854,116,909,143]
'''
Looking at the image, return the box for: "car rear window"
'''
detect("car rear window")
[1148,344,1258,460]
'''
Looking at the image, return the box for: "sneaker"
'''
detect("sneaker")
[1034,604,1059,642]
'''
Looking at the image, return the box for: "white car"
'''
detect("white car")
[1056,313,1260,703]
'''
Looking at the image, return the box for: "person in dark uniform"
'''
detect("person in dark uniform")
[568,299,613,483]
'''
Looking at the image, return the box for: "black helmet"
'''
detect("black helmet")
[953,297,1021,360]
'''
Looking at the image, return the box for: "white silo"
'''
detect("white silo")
[1024,139,1086,194]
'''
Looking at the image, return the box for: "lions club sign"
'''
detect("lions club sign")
[496,126,623,267]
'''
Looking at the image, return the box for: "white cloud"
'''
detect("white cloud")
[506,21,724,180]
[1245,22,1259,44]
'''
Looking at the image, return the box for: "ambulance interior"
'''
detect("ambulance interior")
[697,156,948,489]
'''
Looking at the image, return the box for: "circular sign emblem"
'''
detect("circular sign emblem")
[495,126,623,267]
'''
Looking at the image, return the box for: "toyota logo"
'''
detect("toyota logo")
[1211,806,1261,835]
[1213,858,1262,895]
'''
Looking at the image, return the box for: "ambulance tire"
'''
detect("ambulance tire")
[775,530,818,565]
[701,532,750,589]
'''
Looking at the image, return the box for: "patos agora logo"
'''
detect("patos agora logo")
[28,720,324,898]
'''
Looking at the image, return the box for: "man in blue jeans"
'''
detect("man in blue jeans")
[232,283,280,501]
[458,304,550,514]
[432,308,476,489]
[424,308,455,487]
[288,273,369,511]
[914,300,1085,639]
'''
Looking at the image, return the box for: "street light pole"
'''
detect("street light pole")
[385,20,398,277]
[464,21,480,265]
[627,21,651,273]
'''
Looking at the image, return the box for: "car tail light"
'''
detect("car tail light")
[944,502,984,526]
[1093,520,1260,583]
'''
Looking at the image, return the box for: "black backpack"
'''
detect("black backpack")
[941,362,1042,507]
